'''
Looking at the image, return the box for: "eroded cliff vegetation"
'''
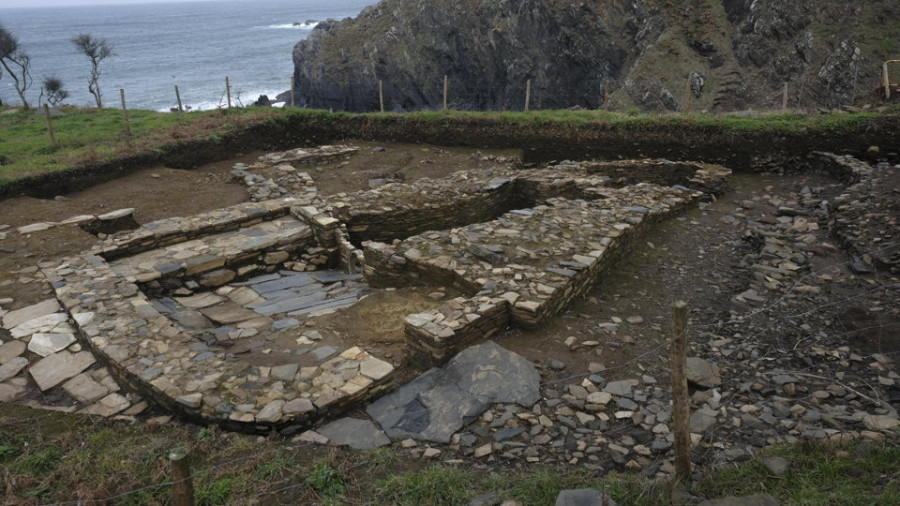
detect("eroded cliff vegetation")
[290,0,900,113]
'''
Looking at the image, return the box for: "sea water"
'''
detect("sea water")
[0,0,375,111]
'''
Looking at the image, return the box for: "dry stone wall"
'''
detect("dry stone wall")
[35,146,732,433]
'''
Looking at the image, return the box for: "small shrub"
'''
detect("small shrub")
[0,443,20,463]
[305,462,345,500]
[15,448,62,475]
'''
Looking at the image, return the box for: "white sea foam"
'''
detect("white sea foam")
[154,89,287,112]
[268,22,318,30]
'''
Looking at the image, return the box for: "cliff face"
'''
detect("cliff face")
[290,0,900,113]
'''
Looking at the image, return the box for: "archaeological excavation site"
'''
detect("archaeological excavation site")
[1,132,898,483]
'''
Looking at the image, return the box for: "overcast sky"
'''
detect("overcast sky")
[0,0,221,8]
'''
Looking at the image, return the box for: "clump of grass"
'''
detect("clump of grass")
[693,442,900,505]
[305,461,346,501]
[14,448,61,475]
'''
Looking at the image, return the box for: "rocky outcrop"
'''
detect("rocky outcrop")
[290,0,900,112]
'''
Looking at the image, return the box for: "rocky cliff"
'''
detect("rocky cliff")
[289,0,900,113]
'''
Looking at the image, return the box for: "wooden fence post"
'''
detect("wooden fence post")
[226,77,232,109]
[884,63,891,100]
[169,447,195,506]
[525,79,531,112]
[120,89,130,137]
[174,85,185,123]
[782,83,789,112]
[670,300,691,484]
[379,80,385,113]
[443,75,448,111]
[684,76,692,114]
[42,104,57,149]
[604,82,609,111]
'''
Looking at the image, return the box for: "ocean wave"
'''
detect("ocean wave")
[154,89,287,113]
[268,21,318,30]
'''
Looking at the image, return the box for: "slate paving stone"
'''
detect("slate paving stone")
[308,271,363,283]
[252,274,317,294]
[0,356,28,383]
[170,310,213,330]
[199,302,259,324]
[9,313,69,339]
[2,299,61,329]
[311,346,338,361]
[27,332,77,357]
[367,342,540,443]
[317,417,390,450]
[555,489,617,506]
[251,292,328,316]
[29,351,96,391]
[0,340,26,365]
[62,372,112,404]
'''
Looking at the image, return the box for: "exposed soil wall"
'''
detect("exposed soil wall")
[2,113,898,201]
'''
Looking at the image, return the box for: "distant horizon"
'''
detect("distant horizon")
[0,0,240,10]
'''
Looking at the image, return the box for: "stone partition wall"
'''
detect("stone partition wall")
[360,162,732,367]
[94,199,298,261]
[325,174,522,244]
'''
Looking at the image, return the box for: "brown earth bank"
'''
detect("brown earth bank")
[2,113,899,201]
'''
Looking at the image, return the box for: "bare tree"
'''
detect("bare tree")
[0,23,34,108]
[40,76,69,106]
[71,33,114,108]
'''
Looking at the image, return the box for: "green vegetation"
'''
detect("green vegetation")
[0,403,897,504]
[0,105,279,183]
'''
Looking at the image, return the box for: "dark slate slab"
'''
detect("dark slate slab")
[286,293,359,317]
[555,489,617,506]
[308,271,364,284]
[250,292,328,316]
[252,274,317,294]
[317,418,390,450]
[366,342,540,443]
[169,310,213,330]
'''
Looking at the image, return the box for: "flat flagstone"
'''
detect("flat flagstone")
[80,393,130,416]
[200,302,260,324]
[317,417,390,450]
[2,299,61,330]
[251,292,328,316]
[29,351,96,391]
[10,313,71,339]
[176,292,225,309]
[63,372,111,404]
[251,273,317,294]
[0,340,26,365]
[27,333,77,357]
[17,222,56,234]
[169,310,214,330]
[367,341,540,443]
[0,356,29,383]
[0,383,27,402]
